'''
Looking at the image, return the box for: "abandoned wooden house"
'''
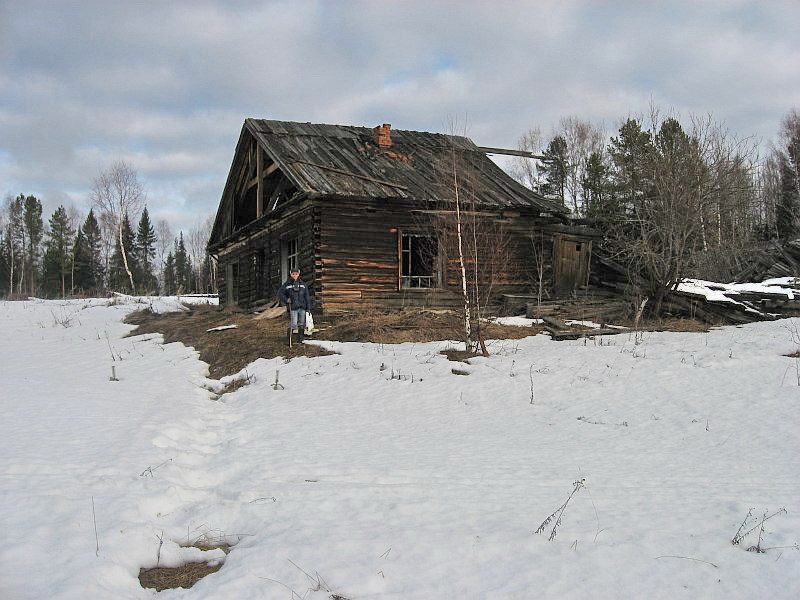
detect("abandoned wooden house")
[207,119,597,314]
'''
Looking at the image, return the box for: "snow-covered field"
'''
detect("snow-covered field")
[1,297,799,599]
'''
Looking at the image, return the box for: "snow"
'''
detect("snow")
[2,297,799,599]
[678,278,796,301]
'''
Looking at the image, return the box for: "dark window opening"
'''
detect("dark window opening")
[234,187,257,230]
[401,233,437,289]
[287,238,298,273]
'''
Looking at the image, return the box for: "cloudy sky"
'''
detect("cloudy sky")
[1,0,798,234]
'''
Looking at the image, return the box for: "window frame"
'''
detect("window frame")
[398,231,440,290]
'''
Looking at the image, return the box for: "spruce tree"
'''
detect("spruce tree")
[162,251,176,295]
[539,136,568,206]
[72,228,92,293]
[608,119,655,217]
[42,206,75,297]
[581,151,613,219]
[22,195,43,295]
[135,206,157,293]
[173,233,191,293]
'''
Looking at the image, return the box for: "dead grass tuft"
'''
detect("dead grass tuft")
[318,309,542,344]
[138,562,222,592]
[615,317,712,333]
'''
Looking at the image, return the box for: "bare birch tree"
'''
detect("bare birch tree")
[187,215,214,292]
[510,126,544,191]
[90,161,145,294]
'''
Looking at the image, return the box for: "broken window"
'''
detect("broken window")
[401,233,437,289]
[287,238,298,272]
[281,236,299,282]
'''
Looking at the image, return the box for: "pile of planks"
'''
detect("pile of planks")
[541,316,627,341]
[736,239,800,282]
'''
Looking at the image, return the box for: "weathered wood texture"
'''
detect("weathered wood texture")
[209,119,598,314]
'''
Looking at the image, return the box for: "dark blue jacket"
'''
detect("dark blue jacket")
[278,278,312,310]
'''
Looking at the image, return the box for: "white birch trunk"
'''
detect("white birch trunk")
[452,153,471,349]
[119,223,136,294]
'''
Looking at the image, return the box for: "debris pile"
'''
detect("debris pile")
[736,239,800,282]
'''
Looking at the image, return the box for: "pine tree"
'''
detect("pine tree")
[42,206,75,297]
[109,213,138,293]
[135,206,157,293]
[162,251,176,295]
[540,136,568,206]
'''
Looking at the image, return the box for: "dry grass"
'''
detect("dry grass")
[137,541,231,591]
[138,562,222,592]
[616,317,712,333]
[125,305,332,379]
[125,304,708,379]
[125,305,543,379]
[318,309,544,344]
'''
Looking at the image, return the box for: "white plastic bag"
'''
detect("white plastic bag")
[304,311,314,335]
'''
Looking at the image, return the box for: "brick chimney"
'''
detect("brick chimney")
[373,123,392,148]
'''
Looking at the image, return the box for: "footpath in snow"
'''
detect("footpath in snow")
[1,297,799,599]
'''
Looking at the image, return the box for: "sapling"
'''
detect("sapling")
[732,507,787,549]
[529,365,535,404]
[536,479,585,541]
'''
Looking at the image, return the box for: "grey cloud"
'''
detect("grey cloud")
[1,0,798,232]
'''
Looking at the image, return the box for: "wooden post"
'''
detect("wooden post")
[256,145,264,218]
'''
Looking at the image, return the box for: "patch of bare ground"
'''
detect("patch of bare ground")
[125,304,711,378]
[318,309,544,344]
[138,562,222,592]
[138,542,231,592]
[615,317,712,333]
[125,305,332,379]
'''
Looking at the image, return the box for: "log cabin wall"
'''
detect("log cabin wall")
[313,197,571,313]
[216,199,317,309]
[215,193,595,313]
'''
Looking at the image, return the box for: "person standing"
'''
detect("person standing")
[277,268,312,343]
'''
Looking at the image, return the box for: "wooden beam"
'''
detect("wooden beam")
[256,145,264,218]
[267,178,288,212]
[246,161,280,190]
[478,146,546,160]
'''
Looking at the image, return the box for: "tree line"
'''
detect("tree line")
[0,161,216,298]
[511,107,800,311]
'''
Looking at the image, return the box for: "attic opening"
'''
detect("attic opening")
[401,233,438,289]
[234,187,258,230]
